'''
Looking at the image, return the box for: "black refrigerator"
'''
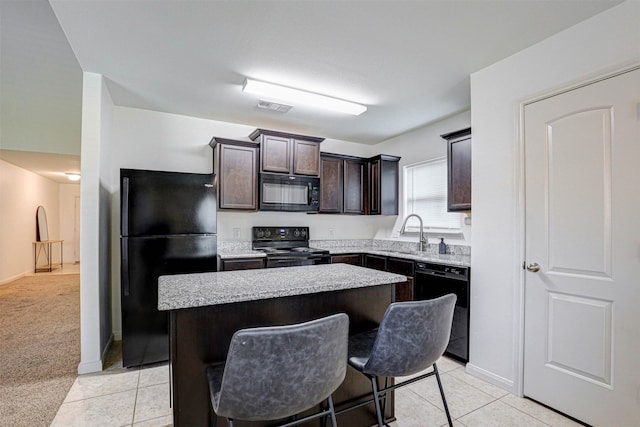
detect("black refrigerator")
[120,168,217,367]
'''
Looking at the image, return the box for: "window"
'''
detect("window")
[404,157,461,232]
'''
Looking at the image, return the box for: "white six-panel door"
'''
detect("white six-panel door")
[523,68,640,426]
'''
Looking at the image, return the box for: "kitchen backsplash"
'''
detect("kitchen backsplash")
[218,241,252,252]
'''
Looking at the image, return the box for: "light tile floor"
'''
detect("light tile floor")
[51,353,581,427]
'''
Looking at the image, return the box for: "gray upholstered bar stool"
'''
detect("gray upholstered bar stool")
[346,294,457,427]
[206,313,349,427]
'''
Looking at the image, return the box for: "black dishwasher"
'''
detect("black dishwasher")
[414,262,470,363]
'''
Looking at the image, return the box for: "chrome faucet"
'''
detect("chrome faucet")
[400,214,427,252]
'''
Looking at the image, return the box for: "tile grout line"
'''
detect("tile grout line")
[403,379,466,425]
[439,370,505,422]
[497,395,557,427]
[130,369,142,426]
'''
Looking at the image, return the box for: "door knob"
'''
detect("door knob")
[526,262,540,272]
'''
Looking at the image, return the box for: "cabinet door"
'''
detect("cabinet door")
[218,144,258,210]
[261,135,291,174]
[448,135,472,211]
[293,140,320,176]
[364,254,387,271]
[331,254,362,266]
[387,257,415,302]
[368,159,381,214]
[343,159,365,214]
[442,128,472,211]
[320,156,343,213]
[367,155,400,215]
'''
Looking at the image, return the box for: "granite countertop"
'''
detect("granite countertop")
[158,263,406,311]
[217,249,266,259]
[218,246,470,267]
[329,247,471,267]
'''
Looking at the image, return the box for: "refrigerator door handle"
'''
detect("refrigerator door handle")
[122,177,130,234]
[122,240,130,297]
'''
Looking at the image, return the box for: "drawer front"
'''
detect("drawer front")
[221,258,265,271]
[331,254,362,266]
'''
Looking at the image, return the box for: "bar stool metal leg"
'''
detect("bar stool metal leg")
[327,395,338,427]
[434,363,453,427]
[370,376,385,427]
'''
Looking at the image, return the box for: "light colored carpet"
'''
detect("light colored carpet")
[0,274,80,427]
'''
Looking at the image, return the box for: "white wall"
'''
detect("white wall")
[78,72,114,374]
[59,183,80,263]
[0,159,60,283]
[468,0,640,393]
[372,110,472,243]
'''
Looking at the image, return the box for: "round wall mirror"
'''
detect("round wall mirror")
[36,205,49,241]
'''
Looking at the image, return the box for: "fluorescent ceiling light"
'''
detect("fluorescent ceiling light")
[66,173,81,181]
[243,78,367,116]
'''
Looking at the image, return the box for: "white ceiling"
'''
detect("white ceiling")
[0,0,623,182]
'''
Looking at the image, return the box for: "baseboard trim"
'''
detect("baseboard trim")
[77,335,114,374]
[0,271,28,286]
[466,363,516,394]
[77,359,103,375]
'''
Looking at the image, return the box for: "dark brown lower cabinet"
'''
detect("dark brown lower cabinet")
[218,257,265,271]
[364,254,387,271]
[331,254,362,266]
[364,254,414,302]
[387,257,415,302]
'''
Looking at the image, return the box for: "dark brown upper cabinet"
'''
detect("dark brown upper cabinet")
[367,154,400,215]
[250,129,324,177]
[441,128,472,212]
[344,158,365,214]
[210,137,259,211]
[319,154,343,213]
[320,153,365,214]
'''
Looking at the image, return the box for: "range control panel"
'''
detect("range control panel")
[252,226,309,242]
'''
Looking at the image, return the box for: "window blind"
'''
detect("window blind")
[404,158,461,230]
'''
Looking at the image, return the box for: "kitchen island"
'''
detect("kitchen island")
[159,263,407,427]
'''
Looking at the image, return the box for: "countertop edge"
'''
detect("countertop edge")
[158,264,406,311]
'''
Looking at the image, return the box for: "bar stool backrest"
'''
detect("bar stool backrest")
[214,313,349,421]
[363,294,457,377]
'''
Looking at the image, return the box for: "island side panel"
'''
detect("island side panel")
[170,284,394,427]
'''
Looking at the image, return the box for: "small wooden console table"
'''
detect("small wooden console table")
[33,240,64,273]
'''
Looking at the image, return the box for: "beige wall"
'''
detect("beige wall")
[59,183,81,263]
[0,159,61,283]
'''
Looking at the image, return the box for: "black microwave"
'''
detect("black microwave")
[259,173,320,212]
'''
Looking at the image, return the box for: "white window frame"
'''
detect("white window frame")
[402,157,462,235]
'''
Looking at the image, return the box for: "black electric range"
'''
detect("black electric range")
[252,226,330,268]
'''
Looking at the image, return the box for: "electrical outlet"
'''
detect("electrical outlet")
[328,228,335,237]
[233,228,240,239]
